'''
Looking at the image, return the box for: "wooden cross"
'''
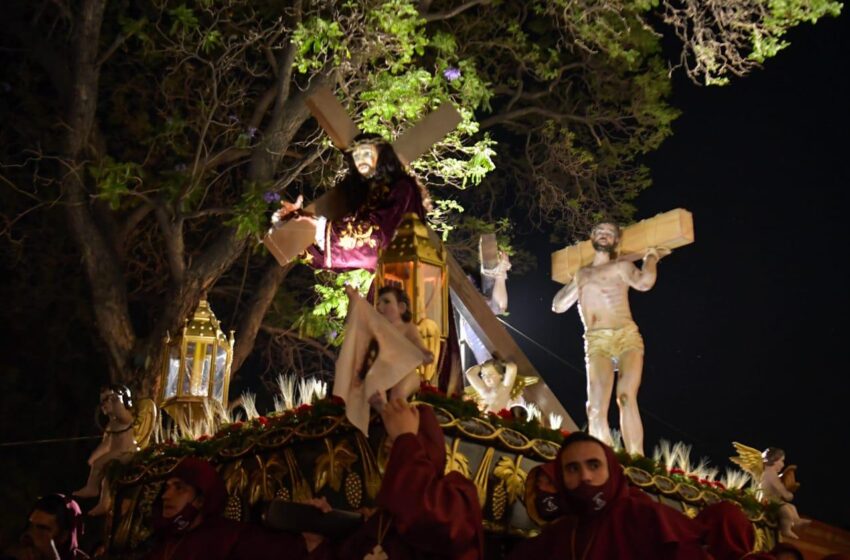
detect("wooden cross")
[264,87,462,266]
[550,208,695,284]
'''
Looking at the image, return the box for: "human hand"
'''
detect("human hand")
[271,195,304,224]
[380,399,419,441]
[643,247,671,262]
[368,390,387,413]
[344,284,359,301]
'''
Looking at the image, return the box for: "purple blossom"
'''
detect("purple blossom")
[263,191,281,204]
[443,67,461,81]
[247,127,258,139]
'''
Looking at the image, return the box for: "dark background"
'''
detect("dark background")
[507,10,850,529]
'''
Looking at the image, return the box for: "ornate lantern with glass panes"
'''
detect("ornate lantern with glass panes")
[375,212,447,384]
[158,298,234,422]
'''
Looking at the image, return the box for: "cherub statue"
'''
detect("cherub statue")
[464,358,518,413]
[74,385,150,515]
[730,442,811,538]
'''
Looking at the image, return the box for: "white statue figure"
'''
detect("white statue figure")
[481,250,511,315]
[464,358,518,414]
[731,443,811,539]
[552,222,668,456]
[74,385,139,515]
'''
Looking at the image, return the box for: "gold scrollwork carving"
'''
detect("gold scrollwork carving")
[314,438,357,493]
[354,432,382,500]
[493,455,527,506]
[445,437,470,478]
[473,447,495,509]
[284,448,312,502]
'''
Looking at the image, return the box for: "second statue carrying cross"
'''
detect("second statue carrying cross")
[551,210,694,456]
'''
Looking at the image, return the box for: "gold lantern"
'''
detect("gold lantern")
[158,298,234,423]
[375,213,448,384]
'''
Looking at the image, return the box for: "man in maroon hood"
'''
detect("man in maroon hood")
[509,432,710,559]
[145,457,308,560]
[697,501,776,560]
[311,400,483,560]
[3,494,88,560]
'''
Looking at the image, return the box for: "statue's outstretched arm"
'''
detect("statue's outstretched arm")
[622,249,664,292]
[465,365,486,394]
[552,279,578,313]
[502,362,518,389]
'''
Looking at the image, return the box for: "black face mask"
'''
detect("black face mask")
[564,481,612,517]
[153,503,201,536]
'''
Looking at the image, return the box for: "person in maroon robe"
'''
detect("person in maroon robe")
[3,494,88,560]
[144,457,309,560]
[508,432,710,560]
[309,400,483,560]
[697,501,776,560]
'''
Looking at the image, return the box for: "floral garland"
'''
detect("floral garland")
[116,387,776,520]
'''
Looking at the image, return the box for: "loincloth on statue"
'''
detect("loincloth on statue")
[584,322,644,360]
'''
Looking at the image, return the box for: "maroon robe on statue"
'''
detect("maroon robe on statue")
[509,435,710,560]
[306,176,425,272]
[145,458,307,560]
[312,405,483,560]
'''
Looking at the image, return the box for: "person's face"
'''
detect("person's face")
[161,478,200,519]
[480,366,502,388]
[560,441,609,490]
[591,223,619,253]
[376,292,405,324]
[351,144,379,178]
[25,510,66,552]
[100,390,121,416]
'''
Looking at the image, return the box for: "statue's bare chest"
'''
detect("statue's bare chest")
[577,263,624,291]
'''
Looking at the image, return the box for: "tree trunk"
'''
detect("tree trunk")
[60,0,137,382]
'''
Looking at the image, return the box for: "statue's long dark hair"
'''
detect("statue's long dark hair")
[338,133,431,215]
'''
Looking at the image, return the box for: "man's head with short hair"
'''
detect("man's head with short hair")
[23,494,81,556]
[590,222,621,255]
[559,432,610,490]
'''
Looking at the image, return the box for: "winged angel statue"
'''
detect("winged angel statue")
[730,442,811,538]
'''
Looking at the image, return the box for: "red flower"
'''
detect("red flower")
[257,416,269,427]
[197,435,210,442]
[418,382,445,396]
[229,421,244,431]
[496,409,513,420]
[712,481,726,490]
[560,429,571,438]
[295,404,312,414]
[670,467,685,475]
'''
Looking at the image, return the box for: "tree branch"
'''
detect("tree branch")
[231,261,294,371]
[423,0,489,22]
[479,106,592,130]
[154,204,186,284]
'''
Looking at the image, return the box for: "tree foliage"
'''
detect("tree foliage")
[0,0,839,395]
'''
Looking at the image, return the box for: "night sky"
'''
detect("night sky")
[507,12,849,528]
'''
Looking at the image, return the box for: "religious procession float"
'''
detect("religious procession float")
[78,88,849,559]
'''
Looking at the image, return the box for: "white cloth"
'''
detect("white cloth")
[334,294,424,435]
